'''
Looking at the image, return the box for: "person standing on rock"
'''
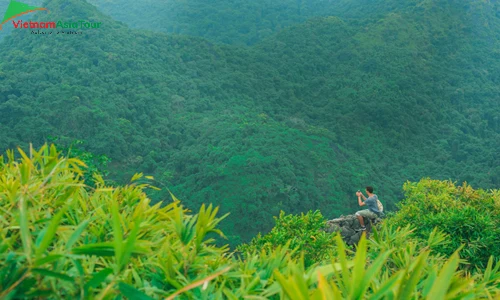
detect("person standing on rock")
[355,186,381,231]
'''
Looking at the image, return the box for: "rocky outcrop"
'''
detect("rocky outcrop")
[324,214,382,245]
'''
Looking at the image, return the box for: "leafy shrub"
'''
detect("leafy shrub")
[386,178,500,269]
[0,145,235,298]
[274,231,500,299]
[237,210,337,267]
[58,139,111,185]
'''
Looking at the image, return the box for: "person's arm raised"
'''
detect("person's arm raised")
[358,194,365,206]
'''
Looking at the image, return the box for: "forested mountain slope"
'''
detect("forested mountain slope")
[86,0,350,45]
[0,0,499,244]
[87,0,494,45]
[86,0,421,45]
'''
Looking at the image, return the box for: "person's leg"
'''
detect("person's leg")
[356,212,365,227]
[355,210,366,228]
[356,210,377,230]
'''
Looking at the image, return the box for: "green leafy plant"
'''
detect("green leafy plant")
[386,178,500,269]
[0,144,232,298]
[273,229,499,299]
[238,210,337,267]
[0,145,499,299]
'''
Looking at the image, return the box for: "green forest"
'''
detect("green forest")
[1,0,499,245]
[0,0,499,297]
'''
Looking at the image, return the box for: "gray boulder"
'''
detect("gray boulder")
[325,214,382,246]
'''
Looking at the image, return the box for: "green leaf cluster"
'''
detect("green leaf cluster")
[238,210,337,267]
[386,178,500,269]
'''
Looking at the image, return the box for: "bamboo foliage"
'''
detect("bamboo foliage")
[0,145,499,299]
[0,145,234,299]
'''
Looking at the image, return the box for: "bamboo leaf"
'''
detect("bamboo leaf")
[312,262,350,281]
[397,251,428,300]
[165,266,231,300]
[274,271,304,300]
[422,268,437,298]
[72,243,116,257]
[358,249,393,298]
[111,198,123,268]
[168,190,181,203]
[84,268,113,290]
[351,233,368,299]
[32,268,74,282]
[71,258,85,277]
[35,203,70,259]
[33,255,64,268]
[130,173,143,182]
[370,271,404,300]
[426,252,460,299]
[18,196,32,262]
[35,227,47,248]
[72,242,148,257]
[118,282,154,300]
[119,220,141,271]
[65,219,91,250]
[334,233,351,294]
[316,271,339,299]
